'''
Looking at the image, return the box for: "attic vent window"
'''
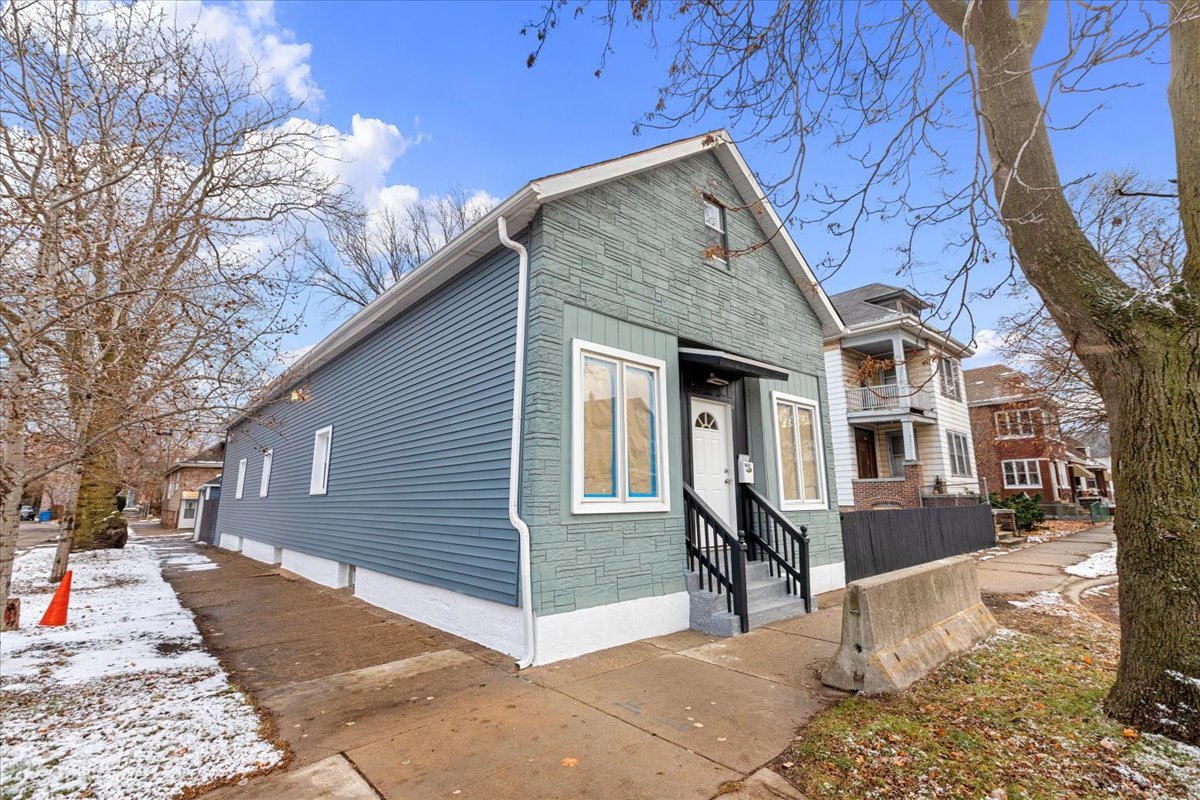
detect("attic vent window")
[703,196,728,263]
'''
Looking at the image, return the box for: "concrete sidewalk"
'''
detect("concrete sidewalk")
[974,524,1114,596]
[147,532,845,800]
[149,523,1113,800]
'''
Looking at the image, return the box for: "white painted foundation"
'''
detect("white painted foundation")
[353,567,525,658]
[280,548,351,589]
[218,534,242,552]
[811,561,847,596]
[533,591,691,665]
[240,537,282,565]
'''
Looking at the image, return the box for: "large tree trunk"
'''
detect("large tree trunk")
[71,438,126,551]
[1103,337,1200,738]
[944,0,1200,743]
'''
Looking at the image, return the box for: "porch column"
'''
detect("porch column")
[901,419,917,462]
[1048,459,1060,500]
[890,334,908,388]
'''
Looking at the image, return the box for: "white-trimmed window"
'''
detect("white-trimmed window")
[939,358,963,401]
[310,426,332,495]
[996,408,1037,438]
[703,196,728,262]
[571,341,669,514]
[1003,459,1042,488]
[772,392,827,510]
[259,449,273,497]
[946,431,972,477]
[235,458,247,499]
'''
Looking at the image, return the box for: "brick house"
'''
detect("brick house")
[964,364,1082,504]
[823,283,980,511]
[213,132,849,666]
[161,443,224,529]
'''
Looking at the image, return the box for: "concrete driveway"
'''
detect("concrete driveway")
[150,534,844,800]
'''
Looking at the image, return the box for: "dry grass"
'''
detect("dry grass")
[775,602,1199,800]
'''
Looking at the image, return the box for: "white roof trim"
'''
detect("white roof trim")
[238,131,845,420]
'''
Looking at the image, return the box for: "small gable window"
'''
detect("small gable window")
[703,196,728,263]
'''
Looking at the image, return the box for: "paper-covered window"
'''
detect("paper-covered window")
[773,393,826,509]
[573,341,668,513]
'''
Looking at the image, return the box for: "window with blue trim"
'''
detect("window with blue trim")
[574,342,669,513]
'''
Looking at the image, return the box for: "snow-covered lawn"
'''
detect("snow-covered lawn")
[0,541,283,800]
[1065,543,1118,578]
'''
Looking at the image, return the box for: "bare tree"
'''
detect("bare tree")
[0,0,347,620]
[997,172,1183,435]
[528,0,1200,742]
[307,188,493,312]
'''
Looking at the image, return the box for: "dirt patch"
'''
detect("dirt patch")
[1081,584,1121,627]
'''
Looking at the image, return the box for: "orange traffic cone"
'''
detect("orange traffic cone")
[39,571,72,627]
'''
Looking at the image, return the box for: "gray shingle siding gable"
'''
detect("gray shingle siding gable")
[520,150,842,617]
[217,244,522,605]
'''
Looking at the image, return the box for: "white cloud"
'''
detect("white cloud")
[965,328,1004,366]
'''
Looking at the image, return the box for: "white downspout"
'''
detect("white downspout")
[497,216,536,669]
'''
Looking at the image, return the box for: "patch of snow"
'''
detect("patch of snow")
[1026,534,1047,544]
[1009,591,1065,609]
[1166,670,1200,691]
[0,544,282,799]
[1134,735,1200,799]
[1065,544,1117,578]
[1082,584,1114,598]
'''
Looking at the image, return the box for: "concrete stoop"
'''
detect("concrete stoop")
[688,561,809,636]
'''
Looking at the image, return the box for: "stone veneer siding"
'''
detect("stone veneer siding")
[520,150,842,617]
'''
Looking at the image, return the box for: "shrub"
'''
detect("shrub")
[989,492,1046,532]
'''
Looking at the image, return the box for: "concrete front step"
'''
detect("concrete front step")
[687,562,809,636]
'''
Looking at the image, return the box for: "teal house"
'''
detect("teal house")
[217,132,848,665]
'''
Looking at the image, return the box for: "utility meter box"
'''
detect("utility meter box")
[737,455,755,484]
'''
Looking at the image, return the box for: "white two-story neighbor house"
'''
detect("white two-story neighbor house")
[822,283,979,511]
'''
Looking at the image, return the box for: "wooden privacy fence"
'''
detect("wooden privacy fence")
[841,504,996,582]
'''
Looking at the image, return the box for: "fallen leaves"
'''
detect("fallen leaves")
[560,757,579,768]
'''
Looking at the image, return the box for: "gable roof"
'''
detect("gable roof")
[244,131,846,418]
[963,364,1034,405]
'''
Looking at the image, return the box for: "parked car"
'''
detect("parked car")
[19,505,36,521]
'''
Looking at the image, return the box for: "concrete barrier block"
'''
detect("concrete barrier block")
[822,555,996,694]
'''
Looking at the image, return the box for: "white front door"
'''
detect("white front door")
[690,398,736,531]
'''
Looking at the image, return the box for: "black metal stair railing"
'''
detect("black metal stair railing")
[742,485,813,613]
[683,483,750,633]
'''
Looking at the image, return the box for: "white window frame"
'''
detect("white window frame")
[259,449,273,498]
[235,458,247,499]
[703,196,729,263]
[939,358,963,401]
[1003,458,1042,488]
[571,340,670,515]
[946,431,972,477]
[995,408,1037,439]
[771,391,829,511]
[310,426,333,496]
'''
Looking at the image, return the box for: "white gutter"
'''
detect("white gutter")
[497,216,536,670]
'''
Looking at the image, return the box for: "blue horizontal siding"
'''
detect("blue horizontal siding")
[216,246,522,605]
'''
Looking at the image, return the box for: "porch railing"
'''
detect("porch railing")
[683,483,749,633]
[846,383,935,414]
[742,486,813,613]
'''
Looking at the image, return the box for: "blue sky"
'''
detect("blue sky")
[251,0,1176,366]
